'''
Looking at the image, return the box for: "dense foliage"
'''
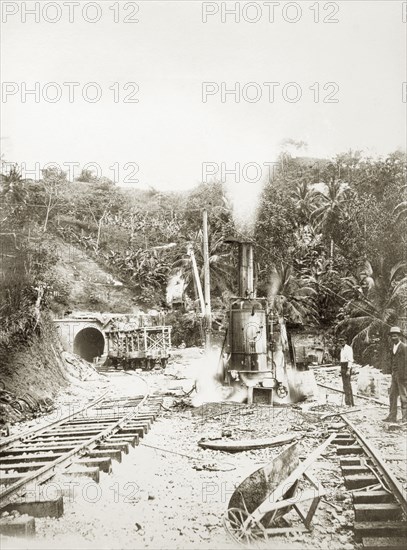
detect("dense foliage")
[1,150,406,368]
[254,151,406,368]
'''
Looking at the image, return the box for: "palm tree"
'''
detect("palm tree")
[311,179,349,227]
[290,181,318,224]
[267,263,317,325]
[337,259,407,368]
[393,185,407,221]
[310,179,349,257]
[0,163,29,228]
[1,163,23,187]
[171,230,234,304]
[299,254,343,327]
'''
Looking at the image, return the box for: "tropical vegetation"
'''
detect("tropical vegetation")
[1,149,406,369]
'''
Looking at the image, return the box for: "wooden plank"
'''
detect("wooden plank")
[0,515,35,536]
[362,537,407,550]
[340,457,362,466]
[344,474,379,490]
[354,521,407,541]
[0,461,54,472]
[353,490,395,504]
[96,442,130,454]
[0,473,29,486]
[87,449,122,463]
[0,453,63,464]
[228,442,300,516]
[2,445,74,454]
[342,465,372,476]
[198,433,298,452]
[337,445,364,455]
[2,496,63,519]
[335,439,357,446]
[117,427,145,437]
[354,503,402,521]
[63,467,100,483]
[73,457,112,473]
[251,433,337,521]
[107,435,139,446]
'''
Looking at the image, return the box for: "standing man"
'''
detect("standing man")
[339,337,354,406]
[384,326,407,424]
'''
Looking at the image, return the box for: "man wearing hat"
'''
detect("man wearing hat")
[384,326,407,424]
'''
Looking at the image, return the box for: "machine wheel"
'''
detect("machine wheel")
[276,383,288,398]
[223,508,268,547]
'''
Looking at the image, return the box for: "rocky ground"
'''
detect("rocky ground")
[1,348,406,550]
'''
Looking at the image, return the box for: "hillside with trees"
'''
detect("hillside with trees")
[1,150,406,378]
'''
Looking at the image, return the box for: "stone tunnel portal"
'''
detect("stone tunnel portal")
[73,327,105,362]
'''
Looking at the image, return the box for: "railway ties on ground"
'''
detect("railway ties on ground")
[0,391,162,537]
[331,416,407,550]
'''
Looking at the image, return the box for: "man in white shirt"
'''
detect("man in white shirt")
[338,337,354,406]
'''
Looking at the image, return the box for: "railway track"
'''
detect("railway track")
[0,385,162,537]
[330,415,407,550]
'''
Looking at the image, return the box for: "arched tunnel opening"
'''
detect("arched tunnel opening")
[73,327,105,363]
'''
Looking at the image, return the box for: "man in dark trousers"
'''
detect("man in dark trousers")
[384,326,407,424]
[339,337,354,406]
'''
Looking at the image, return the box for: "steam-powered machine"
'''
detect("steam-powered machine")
[222,239,290,404]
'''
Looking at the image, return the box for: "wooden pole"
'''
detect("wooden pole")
[202,210,212,350]
[187,244,205,315]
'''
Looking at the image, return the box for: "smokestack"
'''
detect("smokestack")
[247,243,254,297]
[224,238,255,298]
[239,242,247,297]
[238,241,254,297]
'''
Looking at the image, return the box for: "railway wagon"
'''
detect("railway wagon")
[105,316,172,369]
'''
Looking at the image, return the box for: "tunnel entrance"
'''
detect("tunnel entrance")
[73,327,105,362]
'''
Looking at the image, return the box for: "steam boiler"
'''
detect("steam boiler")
[222,239,290,403]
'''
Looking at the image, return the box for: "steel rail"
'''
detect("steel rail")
[0,391,109,452]
[0,392,149,509]
[317,382,388,406]
[340,414,407,517]
[308,363,336,369]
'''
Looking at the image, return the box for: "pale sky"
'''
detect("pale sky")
[1,0,406,197]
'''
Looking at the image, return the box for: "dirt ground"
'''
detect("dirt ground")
[1,348,406,550]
